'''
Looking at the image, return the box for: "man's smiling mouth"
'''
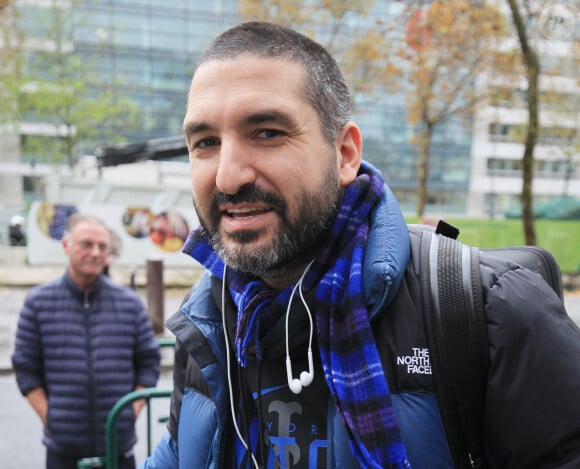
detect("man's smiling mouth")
[224,207,272,218]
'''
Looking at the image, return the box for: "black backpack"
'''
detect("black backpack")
[409,221,564,469]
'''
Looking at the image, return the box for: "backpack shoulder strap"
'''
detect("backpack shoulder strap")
[414,222,489,469]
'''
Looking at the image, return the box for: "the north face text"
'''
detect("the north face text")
[397,347,432,375]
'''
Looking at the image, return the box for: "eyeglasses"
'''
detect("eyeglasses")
[75,240,109,252]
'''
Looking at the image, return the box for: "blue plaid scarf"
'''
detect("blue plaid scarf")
[183,161,410,468]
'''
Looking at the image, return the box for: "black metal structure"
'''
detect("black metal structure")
[96,135,188,168]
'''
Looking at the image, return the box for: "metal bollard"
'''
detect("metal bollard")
[146,259,164,335]
[129,264,137,290]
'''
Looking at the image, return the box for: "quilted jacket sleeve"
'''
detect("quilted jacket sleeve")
[139,430,179,469]
[12,288,45,395]
[482,267,580,468]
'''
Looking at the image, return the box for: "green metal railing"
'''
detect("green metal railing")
[77,388,172,469]
[110,388,172,468]
[77,337,175,469]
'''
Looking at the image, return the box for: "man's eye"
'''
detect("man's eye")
[78,241,108,251]
[256,129,283,139]
[195,137,219,149]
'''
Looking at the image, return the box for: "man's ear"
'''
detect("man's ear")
[336,122,362,187]
[61,236,70,254]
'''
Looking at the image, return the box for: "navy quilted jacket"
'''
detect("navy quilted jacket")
[12,272,160,458]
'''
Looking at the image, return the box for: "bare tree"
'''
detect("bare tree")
[506,0,540,245]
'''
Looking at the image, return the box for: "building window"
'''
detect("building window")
[488,157,578,178]
[488,123,525,143]
[489,123,578,145]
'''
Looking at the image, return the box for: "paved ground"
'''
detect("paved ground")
[1,286,579,467]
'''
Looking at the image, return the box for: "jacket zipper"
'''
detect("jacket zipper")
[83,290,98,456]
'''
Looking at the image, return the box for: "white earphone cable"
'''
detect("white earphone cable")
[285,259,315,394]
[221,264,260,469]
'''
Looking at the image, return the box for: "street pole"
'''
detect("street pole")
[146,259,164,335]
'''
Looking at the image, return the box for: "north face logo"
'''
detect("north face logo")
[397,347,432,375]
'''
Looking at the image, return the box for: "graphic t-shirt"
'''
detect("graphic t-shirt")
[227,291,331,469]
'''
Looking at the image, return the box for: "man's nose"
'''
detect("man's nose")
[215,138,257,195]
[90,243,105,256]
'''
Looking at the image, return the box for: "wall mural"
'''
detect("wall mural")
[28,201,198,266]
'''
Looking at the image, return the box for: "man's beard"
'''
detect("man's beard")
[194,162,343,279]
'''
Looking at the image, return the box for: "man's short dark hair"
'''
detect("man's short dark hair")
[195,21,351,145]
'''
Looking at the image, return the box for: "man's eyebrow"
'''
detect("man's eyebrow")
[183,110,296,137]
[245,110,295,127]
[183,121,212,137]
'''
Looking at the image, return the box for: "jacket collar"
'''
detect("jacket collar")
[363,183,410,320]
[63,270,105,304]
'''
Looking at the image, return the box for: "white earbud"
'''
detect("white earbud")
[286,357,303,394]
[300,349,314,386]
[285,260,316,394]
[286,348,314,394]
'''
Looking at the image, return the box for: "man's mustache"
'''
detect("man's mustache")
[209,184,287,221]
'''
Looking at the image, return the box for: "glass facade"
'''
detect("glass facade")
[70,1,241,141]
